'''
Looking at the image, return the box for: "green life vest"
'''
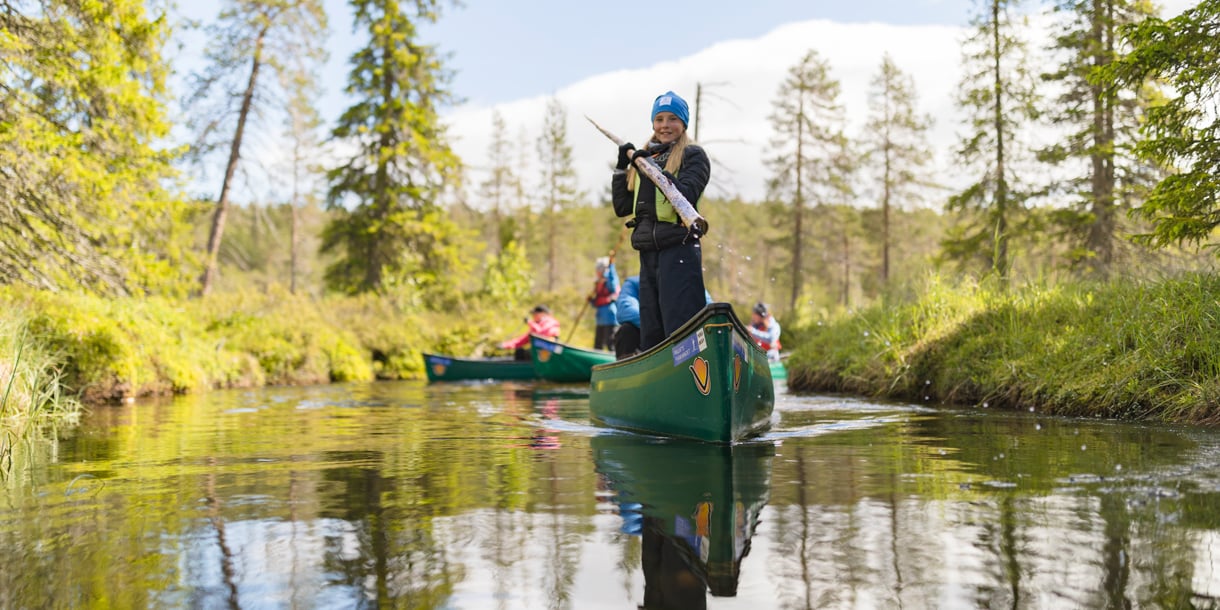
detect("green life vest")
[632,168,682,224]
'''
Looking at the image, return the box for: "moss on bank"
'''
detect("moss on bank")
[787,273,1220,425]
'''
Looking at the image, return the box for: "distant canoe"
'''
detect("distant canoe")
[589,303,775,443]
[770,358,787,381]
[529,334,616,383]
[422,353,537,382]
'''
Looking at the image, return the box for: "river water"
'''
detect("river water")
[3,379,1220,609]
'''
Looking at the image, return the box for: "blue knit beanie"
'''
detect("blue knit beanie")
[651,91,690,127]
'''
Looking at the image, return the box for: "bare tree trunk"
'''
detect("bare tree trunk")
[199,31,267,297]
[991,0,1010,286]
[290,138,301,295]
[1087,0,1117,275]
[789,97,806,312]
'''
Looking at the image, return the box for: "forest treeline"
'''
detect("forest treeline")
[3,0,1220,424]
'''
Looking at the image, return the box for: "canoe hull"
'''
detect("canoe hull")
[422,353,537,382]
[529,335,615,382]
[589,303,775,443]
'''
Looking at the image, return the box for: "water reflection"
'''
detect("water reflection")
[593,434,774,608]
[8,382,1220,607]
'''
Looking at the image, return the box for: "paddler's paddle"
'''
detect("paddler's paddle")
[585,116,710,238]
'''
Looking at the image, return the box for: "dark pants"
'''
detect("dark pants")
[614,323,640,360]
[594,324,618,351]
[513,347,530,361]
[638,241,706,351]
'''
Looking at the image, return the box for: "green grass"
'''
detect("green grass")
[0,314,82,470]
[788,272,1220,424]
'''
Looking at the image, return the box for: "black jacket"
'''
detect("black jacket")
[611,144,710,251]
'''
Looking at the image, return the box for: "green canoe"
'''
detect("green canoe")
[529,334,615,382]
[769,359,787,381]
[589,303,775,443]
[592,434,774,599]
[422,353,538,382]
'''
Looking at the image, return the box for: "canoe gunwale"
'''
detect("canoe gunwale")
[592,302,768,373]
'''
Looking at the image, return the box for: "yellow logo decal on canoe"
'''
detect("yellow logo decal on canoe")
[431,363,446,377]
[694,501,712,537]
[690,356,711,395]
[733,354,742,392]
[537,349,552,363]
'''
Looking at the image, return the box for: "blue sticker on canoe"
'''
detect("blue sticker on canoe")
[671,329,707,366]
[532,337,557,352]
[426,355,452,366]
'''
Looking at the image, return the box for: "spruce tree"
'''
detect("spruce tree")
[0,0,190,296]
[1101,0,1220,252]
[1041,0,1159,276]
[321,0,467,298]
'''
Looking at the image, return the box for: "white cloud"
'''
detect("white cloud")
[444,19,966,206]
[444,1,1202,208]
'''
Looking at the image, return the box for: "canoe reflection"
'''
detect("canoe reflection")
[592,434,775,608]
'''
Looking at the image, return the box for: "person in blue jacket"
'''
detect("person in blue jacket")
[614,275,641,359]
[589,256,619,351]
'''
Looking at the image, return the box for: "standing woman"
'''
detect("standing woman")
[611,90,711,352]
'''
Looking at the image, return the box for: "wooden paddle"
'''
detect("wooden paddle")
[585,115,710,237]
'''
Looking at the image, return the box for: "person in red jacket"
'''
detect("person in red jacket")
[499,305,561,360]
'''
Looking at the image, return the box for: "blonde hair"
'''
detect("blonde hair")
[626,132,692,191]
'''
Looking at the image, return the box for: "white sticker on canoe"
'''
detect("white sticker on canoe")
[671,328,707,366]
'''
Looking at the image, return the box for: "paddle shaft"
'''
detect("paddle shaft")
[585,116,710,237]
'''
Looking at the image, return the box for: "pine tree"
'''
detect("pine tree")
[321,0,468,299]
[280,57,327,295]
[479,111,519,252]
[765,49,850,311]
[1041,0,1159,276]
[861,54,934,286]
[943,0,1041,286]
[535,97,580,292]
[187,0,327,296]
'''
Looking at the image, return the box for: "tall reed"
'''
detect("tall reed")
[0,318,80,471]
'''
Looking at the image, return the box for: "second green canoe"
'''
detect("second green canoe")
[529,334,615,382]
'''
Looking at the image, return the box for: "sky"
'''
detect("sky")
[172,0,1200,205]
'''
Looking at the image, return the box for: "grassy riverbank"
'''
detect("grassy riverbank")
[0,287,583,410]
[787,273,1220,424]
[9,271,1220,428]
